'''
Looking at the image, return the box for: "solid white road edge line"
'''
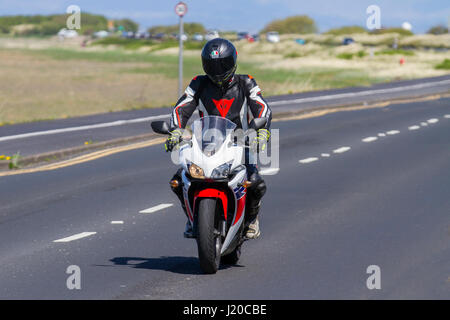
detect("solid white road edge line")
[139,203,173,214]
[0,114,170,142]
[2,79,449,142]
[270,79,450,106]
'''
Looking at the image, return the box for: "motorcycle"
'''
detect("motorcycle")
[151,115,267,274]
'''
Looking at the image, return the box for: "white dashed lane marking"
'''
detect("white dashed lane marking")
[333,147,351,154]
[260,168,280,175]
[299,157,319,164]
[53,232,97,243]
[297,113,446,167]
[386,130,400,135]
[139,203,173,214]
[111,221,124,224]
[362,137,378,143]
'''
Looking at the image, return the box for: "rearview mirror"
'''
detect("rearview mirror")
[151,121,170,134]
[249,118,268,130]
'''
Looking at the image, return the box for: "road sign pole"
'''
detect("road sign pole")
[178,14,184,98]
[175,2,187,98]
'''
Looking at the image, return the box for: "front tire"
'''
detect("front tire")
[196,198,221,274]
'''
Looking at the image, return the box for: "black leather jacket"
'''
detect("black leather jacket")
[170,74,272,130]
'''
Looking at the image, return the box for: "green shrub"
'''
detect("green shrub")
[325,26,367,35]
[9,152,21,170]
[337,52,354,60]
[148,22,205,35]
[284,52,303,58]
[375,49,414,56]
[93,37,155,49]
[435,59,450,70]
[370,27,413,36]
[0,13,132,36]
[356,50,367,58]
[261,15,317,34]
[427,25,449,35]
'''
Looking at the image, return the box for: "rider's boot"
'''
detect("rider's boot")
[184,220,195,238]
[170,169,194,238]
[243,165,266,239]
[245,203,261,239]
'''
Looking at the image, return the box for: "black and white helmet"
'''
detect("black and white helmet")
[201,38,237,87]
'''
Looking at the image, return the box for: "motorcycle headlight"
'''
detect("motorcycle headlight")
[211,162,232,179]
[189,163,205,179]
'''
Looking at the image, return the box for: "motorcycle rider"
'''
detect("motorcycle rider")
[165,38,272,239]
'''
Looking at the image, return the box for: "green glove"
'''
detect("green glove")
[251,128,270,152]
[165,129,183,152]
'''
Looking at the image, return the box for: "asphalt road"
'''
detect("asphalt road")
[1,74,449,157]
[0,97,449,299]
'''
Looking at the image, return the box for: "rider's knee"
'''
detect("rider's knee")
[248,173,266,200]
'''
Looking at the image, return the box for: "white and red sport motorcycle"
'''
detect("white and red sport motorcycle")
[151,115,266,274]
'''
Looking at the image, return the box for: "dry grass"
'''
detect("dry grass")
[0,49,182,124]
[235,39,450,81]
[0,35,448,124]
[276,33,450,48]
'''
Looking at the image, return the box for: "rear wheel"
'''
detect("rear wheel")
[196,198,221,274]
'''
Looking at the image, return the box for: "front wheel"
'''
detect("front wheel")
[196,198,221,274]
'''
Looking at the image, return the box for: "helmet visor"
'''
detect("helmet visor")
[202,55,236,78]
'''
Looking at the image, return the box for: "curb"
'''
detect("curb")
[0,132,157,171]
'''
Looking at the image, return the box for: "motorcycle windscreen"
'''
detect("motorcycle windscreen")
[191,116,237,157]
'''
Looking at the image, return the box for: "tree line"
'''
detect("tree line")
[0,13,138,36]
[0,13,447,37]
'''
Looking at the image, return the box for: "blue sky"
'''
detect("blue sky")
[1,0,449,33]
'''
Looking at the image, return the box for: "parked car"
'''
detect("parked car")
[205,30,220,41]
[192,33,204,41]
[176,33,188,41]
[266,31,280,43]
[237,32,249,40]
[93,30,109,38]
[252,34,260,41]
[134,31,144,39]
[342,37,355,45]
[153,33,166,40]
[57,28,78,39]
